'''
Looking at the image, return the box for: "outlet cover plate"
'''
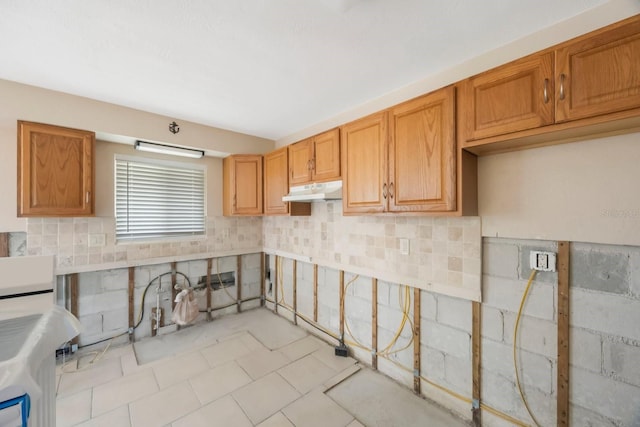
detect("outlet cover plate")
[529,251,556,272]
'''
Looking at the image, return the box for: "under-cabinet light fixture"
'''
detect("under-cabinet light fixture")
[134,140,204,159]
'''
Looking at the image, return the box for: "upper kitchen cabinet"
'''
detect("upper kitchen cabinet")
[17,121,95,217]
[556,16,640,122]
[342,86,457,215]
[461,14,640,154]
[263,147,310,216]
[389,87,456,212]
[288,128,340,185]
[223,154,263,216]
[341,112,387,214]
[461,52,555,141]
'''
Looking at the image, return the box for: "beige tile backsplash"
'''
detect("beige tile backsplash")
[263,202,482,301]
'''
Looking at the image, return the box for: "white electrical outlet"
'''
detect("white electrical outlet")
[529,251,557,272]
[399,238,410,255]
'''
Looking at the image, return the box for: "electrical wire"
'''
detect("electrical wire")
[514,269,542,427]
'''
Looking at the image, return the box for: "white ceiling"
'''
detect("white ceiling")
[0,0,609,141]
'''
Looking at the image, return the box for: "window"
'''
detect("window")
[115,156,205,241]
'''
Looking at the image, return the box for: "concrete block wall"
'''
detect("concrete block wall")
[482,237,640,427]
[56,253,262,348]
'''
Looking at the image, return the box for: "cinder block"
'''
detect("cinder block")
[420,291,437,321]
[77,272,102,296]
[376,281,392,306]
[571,366,640,422]
[571,288,640,342]
[483,275,555,321]
[186,259,208,278]
[481,305,503,342]
[443,354,471,395]
[78,290,128,316]
[628,250,640,298]
[570,327,602,373]
[101,269,129,292]
[350,276,372,300]
[604,340,640,387]
[78,313,103,337]
[436,295,471,332]
[344,295,371,321]
[481,368,520,416]
[420,345,445,382]
[570,404,617,427]
[378,305,412,339]
[571,244,630,295]
[344,317,371,348]
[503,312,557,358]
[242,253,262,270]
[422,319,470,360]
[481,338,553,394]
[102,308,128,332]
[483,241,519,279]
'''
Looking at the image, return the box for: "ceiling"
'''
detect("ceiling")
[0,0,609,141]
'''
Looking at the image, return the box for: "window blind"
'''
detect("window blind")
[115,157,205,241]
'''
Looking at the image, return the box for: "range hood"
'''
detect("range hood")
[282,180,342,202]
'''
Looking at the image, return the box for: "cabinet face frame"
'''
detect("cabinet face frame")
[388,87,457,212]
[17,121,95,217]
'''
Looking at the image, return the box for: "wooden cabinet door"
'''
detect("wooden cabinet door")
[18,121,94,216]
[264,147,290,215]
[288,139,312,185]
[556,17,640,123]
[462,52,554,141]
[223,155,263,216]
[311,128,340,182]
[341,112,388,214]
[389,87,456,212]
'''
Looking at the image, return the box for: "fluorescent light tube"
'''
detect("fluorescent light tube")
[134,140,204,158]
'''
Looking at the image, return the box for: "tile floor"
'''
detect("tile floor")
[56,308,468,427]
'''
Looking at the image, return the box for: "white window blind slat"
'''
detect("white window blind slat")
[115,157,205,241]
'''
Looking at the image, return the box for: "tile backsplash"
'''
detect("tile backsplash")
[263,202,482,301]
[24,216,262,270]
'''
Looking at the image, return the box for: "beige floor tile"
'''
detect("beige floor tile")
[200,336,252,368]
[130,381,201,427]
[92,369,158,417]
[278,354,337,394]
[121,351,147,376]
[233,372,301,424]
[56,388,92,427]
[312,345,358,372]
[238,331,269,351]
[236,348,290,380]
[282,390,354,427]
[76,405,131,427]
[346,420,365,427]
[282,391,353,427]
[57,357,123,397]
[279,335,324,361]
[189,360,252,405]
[153,351,210,389]
[172,395,252,427]
[256,411,295,427]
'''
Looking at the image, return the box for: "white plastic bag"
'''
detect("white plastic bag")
[171,289,199,326]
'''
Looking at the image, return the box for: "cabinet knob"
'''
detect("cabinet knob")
[559,74,566,101]
[389,182,394,199]
[86,191,91,204]
[382,183,387,199]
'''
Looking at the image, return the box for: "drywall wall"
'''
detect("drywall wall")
[478,132,640,246]
[276,0,640,146]
[0,78,274,232]
[94,140,223,217]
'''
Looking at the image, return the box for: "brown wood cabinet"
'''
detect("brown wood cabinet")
[17,121,95,217]
[223,154,263,216]
[342,87,456,214]
[289,128,340,185]
[461,14,640,152]
[462,52,554,141]
[263,147,310,216]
